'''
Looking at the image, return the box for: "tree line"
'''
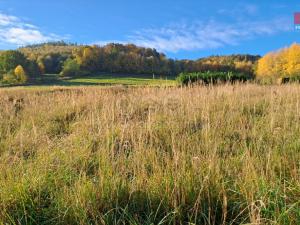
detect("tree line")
[0,42,260,84]
[176,71,252,85]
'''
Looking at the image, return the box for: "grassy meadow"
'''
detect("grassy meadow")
[25,74,177,87]
[0,84,300,224]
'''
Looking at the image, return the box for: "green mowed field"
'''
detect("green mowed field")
[67,75,176,86]
[0,74,177,89]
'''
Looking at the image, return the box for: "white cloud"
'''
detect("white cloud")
[0,14,18,26]
[0,12,65,46]
[96,17,292,53]
[2,28,50,45]
[218,3,259,17]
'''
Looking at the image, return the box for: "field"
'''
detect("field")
[0,84,300,224]
[0,74,177,89]
[30,74,176,87]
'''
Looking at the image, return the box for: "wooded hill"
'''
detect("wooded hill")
[0,41,260,84]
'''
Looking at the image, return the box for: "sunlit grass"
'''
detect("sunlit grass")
[0,84,300,224]
[67,75,176,86]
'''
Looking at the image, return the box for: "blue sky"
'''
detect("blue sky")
[0,0,299,59]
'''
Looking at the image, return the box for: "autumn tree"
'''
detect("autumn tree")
[15,42,260,78]
[0,50,40,83]
[37,61,46,74]
[0,51,28,73]
[257,43,300,82]
[286,43,300,77]
[257,53,278,79]
[14,65,28,83]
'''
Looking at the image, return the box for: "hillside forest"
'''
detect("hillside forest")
[0,41,299,85]
[0,42,259,85]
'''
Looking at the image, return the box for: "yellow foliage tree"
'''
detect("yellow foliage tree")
[83,47,93,59]
[38,61,45,74]
[234,61,253,74]
[73,47,93,66]
[257,53,278,79]
[274,48,288,77]
[257,43,300,82]
[287,43,300,77]
[14,65,28,83]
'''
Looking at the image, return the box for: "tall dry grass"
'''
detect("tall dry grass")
[0,84,300,224]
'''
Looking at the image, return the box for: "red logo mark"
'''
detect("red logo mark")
[295,13,300,24]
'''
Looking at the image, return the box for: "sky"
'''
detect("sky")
[0,0,299,59]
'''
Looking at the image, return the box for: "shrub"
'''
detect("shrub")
[60,58,82,77]
[2,72,18,84]
[176,71,252,85]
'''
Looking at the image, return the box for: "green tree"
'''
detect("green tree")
[0,51,28,73]
[60,58,81,77]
